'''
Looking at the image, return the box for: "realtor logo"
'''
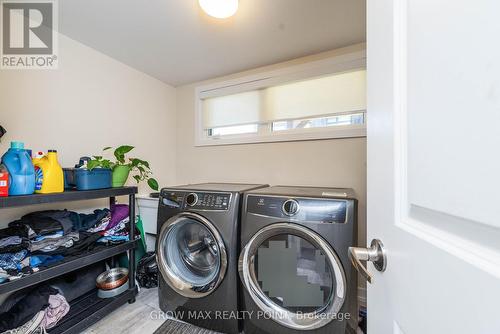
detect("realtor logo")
[1,0,58,69]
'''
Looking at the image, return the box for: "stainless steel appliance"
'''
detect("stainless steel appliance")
[156,183,268,334]
[239,186,358,334]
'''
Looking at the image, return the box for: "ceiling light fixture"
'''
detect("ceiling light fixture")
[199,0,238,19]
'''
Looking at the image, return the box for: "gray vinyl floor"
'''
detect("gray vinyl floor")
[81,288,365,334]
[82,287,165,334]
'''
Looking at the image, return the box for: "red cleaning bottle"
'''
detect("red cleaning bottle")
[0,164,8,197]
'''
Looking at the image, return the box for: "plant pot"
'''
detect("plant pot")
[112,165,130,187]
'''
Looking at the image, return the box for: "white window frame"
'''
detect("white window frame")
[195,46,367,146]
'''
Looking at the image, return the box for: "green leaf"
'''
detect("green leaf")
[147,178,159,191]
[129,158,141,168]
[101,160,112,169]
[114,145,134,156]
[103,147,112,151]
[139,160,150,169]
[87,160,100,170]
[133,175,141,183]
[93,156,102,160]
[114,146,133,164]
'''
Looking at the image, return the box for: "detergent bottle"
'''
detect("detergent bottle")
[33,151,44,191]
[1,141,36,195]
[32,150,64,193]
[0,165,8,197]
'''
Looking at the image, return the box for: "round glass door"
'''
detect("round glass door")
[158,212,227,298]
[239,223,346,330]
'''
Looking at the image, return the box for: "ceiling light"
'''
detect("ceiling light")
[199,0,238,19]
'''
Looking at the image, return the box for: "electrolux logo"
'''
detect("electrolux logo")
[1,0,58,69]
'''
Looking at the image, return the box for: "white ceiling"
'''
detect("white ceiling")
[59,0,366,86]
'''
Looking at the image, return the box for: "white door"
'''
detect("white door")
[363,0,500,333]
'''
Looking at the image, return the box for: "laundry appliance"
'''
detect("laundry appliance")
[156,183,268,334]
[238,186,358,334]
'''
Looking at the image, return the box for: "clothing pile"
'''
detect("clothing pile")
[0,285,69,334]
[88,204,132,245]
[0,205,134,284]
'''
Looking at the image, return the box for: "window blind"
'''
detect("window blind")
[201,69,366,129]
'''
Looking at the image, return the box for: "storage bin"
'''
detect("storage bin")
[137,194,159,251]
[64,168,112,190]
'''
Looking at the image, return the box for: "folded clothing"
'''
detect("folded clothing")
[97,235,129,244]
[0,251,28,271]
[0,207,132,282]
[33,231,63,242]
[99,217,128,237]
[29,233,79,253]
[30,255,64,268]
[0,237,23,248]
[0,251,64,273]
[0,236,30,255]
[108,204,129,230]
[86,216,111,233]
[9,210,74,236]
[0,226,35,241]
[0,269,25,285]
[32,232,101,257]
[95,214,132,245]
[69,209,110,232]
[0,285,58,331]
[7,209,111,238]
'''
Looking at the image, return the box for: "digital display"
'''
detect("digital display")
[192,192,231,211]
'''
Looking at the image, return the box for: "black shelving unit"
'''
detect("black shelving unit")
[0,187,137,208]
[49,288,137,334]
[0,186,139,334]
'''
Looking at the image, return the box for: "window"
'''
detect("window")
[208,124,259,136]
[195,48,366,145]
[272,112,365,132]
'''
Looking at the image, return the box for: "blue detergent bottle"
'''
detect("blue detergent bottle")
[1,141,36,195]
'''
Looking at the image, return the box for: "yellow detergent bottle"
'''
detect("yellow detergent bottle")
[32,150,64,193]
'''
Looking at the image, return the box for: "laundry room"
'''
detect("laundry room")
[2,0,367,332]
[1,0,494,333]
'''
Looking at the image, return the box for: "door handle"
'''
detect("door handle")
[348,239,387,283]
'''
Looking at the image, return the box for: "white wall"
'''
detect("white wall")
[0,34,177,224]
[175,50,367,301]
[0,40,367,301]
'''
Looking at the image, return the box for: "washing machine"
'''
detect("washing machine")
[156,183,268,334]
[239,186,358,334]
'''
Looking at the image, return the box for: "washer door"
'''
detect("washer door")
[238,223,346,331]
[157,212,227,298]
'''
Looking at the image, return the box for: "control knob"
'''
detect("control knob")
[186,193,198,207]
[282,199,300,216]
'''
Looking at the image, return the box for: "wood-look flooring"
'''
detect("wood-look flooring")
[82,287,164,334]
[81,287,364,334]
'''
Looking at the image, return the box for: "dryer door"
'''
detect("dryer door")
[239,223,346,331]
[157,212,227,298]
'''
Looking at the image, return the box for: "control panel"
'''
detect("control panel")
[160,190,231,211]
[186,192,231,210]
[246,195,349,224]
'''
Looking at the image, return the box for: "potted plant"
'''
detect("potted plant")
[88,145,158,190]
